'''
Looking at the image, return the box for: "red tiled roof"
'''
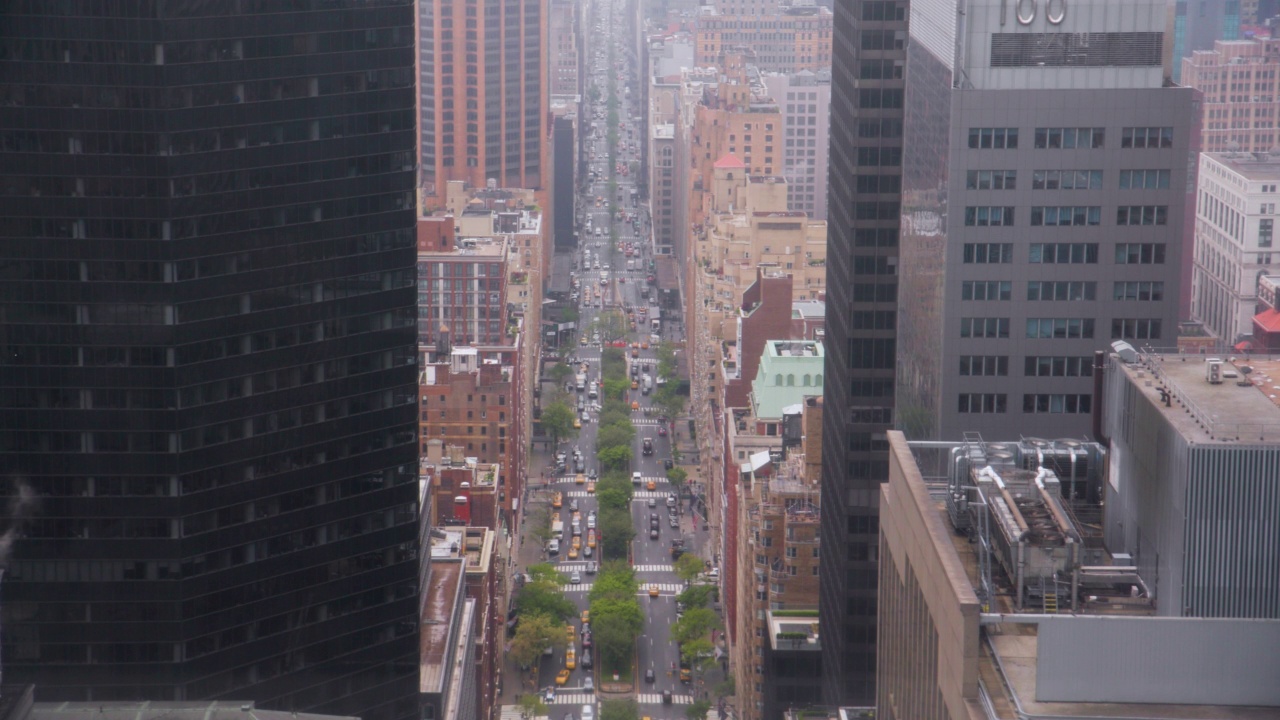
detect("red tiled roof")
[713,154,745,169]
[1254,308,1280,333]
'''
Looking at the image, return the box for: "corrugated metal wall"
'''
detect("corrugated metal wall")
[1185,447,1280,619]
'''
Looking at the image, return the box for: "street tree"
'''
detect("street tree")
[675,584,715,610]
[518,695,548,719]
[593,611,636,674]
[672,607,721,648]
[595,481,631,513]
[527,507,553,546]
[516,582,577,623]
[510,613,566,672]
[540,401,576,447]
[654,384,686,420]
[595,423,635,453]
[673,553,704,585]
[588,562,639,602]
[602,377,631,402]
[600,699,638,720]
[666,466,689,499]
[685,701,712,720]
[598,506,634,558]
[548,363,573,384]
[597,444,633,472]
[680,637,717,673]
[602,347,626,367]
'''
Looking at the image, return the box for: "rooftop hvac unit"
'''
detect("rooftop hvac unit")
[1207,359,1224,384]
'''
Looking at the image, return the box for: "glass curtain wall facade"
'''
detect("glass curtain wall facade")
[0,3,421,720]
[819,0,907,706]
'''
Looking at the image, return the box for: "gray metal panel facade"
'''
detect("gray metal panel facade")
[1036,616,1280,706]
[1105,358,1280,619]
[934,86,1196,442]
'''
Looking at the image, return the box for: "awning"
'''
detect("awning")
[1235,340,1254,352]
[1253,308,1280,333]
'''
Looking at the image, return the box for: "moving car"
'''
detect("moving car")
[646,478,657,491]
[644,668,656,683]
[649,584,660,597]
[584,676,595,692]
[587,481,596,494]
[556,670,571,686]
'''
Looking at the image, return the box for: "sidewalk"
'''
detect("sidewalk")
[498,441,562,707]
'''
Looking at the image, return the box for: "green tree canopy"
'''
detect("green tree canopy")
[685,701,712,720]
[597,444,633,472]
[673,553,705,585]
[593,310,629,343]
[510,612,567,670]
[600,699,638,720]
[602,377,631,403]
[598,506,634,559]
[515,565,576,622]
[680,637,717,673]
[593,611,636,673]
[666,466,689,496]
[519,695,548,720]
[527,507,553,546]
[602,347,625,367]
[588,562,639,603]
[595,423,635,453]
[675,584,716,611]
[671,607,721,648]
[548,363,573,383]
[541,401,576,446]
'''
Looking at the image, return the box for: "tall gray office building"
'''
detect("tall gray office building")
[897,0,1196,443]
[0,3,421,719]
[818,0,907,706]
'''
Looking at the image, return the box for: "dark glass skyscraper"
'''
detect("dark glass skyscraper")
[0,3,421,719]
[819,0,907,705]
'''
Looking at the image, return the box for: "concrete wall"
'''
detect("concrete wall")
[878,432,983,720]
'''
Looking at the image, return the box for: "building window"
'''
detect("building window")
[1113,281,1164,301]
[1026,318,1095,339]
[1115,243,1166,264]
[1111,318,1162,339]
[967,127,1019,149]
[958,393,1008,413]
[1260,219,1274,248]
[1116,205,1168,226]
[966,169,1018,190]
[1028,243,1098,264]
[1032,169,1102,190]
[1024,356,1092,377]
[962,243,1013,263]
[1030,206,1101,226]
[1027,281,1096,301]
[1119,169,1171,189]
[963,206,1015,226]
[961,280,1012,301]
[1033,127,1105,149]
[1022,394,1093,414]
[960,317,1010,338]
[1120,127,1174,149]
[959,355,1009,376]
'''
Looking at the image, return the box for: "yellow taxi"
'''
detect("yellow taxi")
[587,529,597,548]
[580,336,588,346]
[586,481,596,494]
[631,401,640,411]
[648,584,660,598]
[647,478,657,491]
[574,418,582,429]
[572,536,582,550]
[581,609,590,624]
[631,347,639,358]
[631,380,639,390]
[552,493,563,509]
[576,473,586,485]
[568,545,579,559]
[566,625,576,642]
[556,669,571,686]
[566,648,576,670]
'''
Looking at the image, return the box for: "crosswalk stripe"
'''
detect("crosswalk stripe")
[636,693,694,706]
[632,564,674,572]
[564,583,594,592]
[550,694,595,705]
[636,583,684,595]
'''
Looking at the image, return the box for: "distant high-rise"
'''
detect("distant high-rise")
[418,0,549,204]
[1172,0,1241,83]
[0,4,421,719]
[819,0,907,706]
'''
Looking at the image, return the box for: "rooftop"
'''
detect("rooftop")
[792,300,825,319]
[28,702,358,720]
[419,559,464,693]
[713,153,745,169]
[1116,352,1280,443]
[1204,151,1280,181]
[653,123,675,139]
[766,611,821,652]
